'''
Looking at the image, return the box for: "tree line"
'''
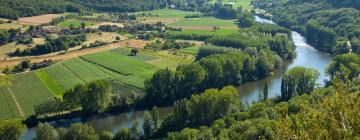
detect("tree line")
[11,34,86,56]
[0,0,84,19]
[144,47,283,106]
[144,39,194,51]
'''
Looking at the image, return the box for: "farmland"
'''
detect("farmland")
[0,72,54,119]
[0,23,23,30]
[0,44,195,119]
[209,0,253,10]
[81,51,158,80]
[132,9,200,19]
[167,29,238,36]
[17,14,63,25]
[168,17,238,30]
[58,20,96,28]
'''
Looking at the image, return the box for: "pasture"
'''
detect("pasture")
[209,0,253,10]
[168,17,238,30]
[58,20,96,28]
[81,51,158,79]
[132,9,200,19]
[144,50,193,70]
[167,29,238,36]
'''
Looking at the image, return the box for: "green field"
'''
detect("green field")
[0,72,54,119]
[0,46,190,119]
[0,88,22,119]
[168,17,237,27]
[131,9,200,18]
[81,51,158,79]
[58,20,96,28]
[209,0,253,10]
[168,29,238,36]
[143,50,192,70]
[110,48,159,61]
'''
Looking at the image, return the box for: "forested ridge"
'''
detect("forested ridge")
[253,0,360,55]
[0,0,84,19]
[0,0,212,19]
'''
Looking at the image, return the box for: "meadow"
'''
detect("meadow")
[209,0,253,10]
[131,9,200,19]
[58,20,96,28]
[143,50,193,70]
[168,17,238,30]
[81,51,158,79]
[167,29,238,36]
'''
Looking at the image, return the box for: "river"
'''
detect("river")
[22,16,332,139]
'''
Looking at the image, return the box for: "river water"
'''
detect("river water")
[23,16,332,139]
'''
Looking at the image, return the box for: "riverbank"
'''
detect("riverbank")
[22,16,332,140]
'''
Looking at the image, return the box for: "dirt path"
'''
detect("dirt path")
[7,88,24,117]
[0,39,148,68]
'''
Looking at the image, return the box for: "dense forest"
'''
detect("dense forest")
[0,0,214,19]
[253,0,360,55]
[0,0,84,19]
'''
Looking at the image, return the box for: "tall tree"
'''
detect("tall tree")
[81,80,111,114]
[151,106,159,129]
[281,67,319,101]
[34,123,59,140]
[62,123,97,140]
[143,111,152,138]
[0,120,25,140]
[263,80,269,101]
